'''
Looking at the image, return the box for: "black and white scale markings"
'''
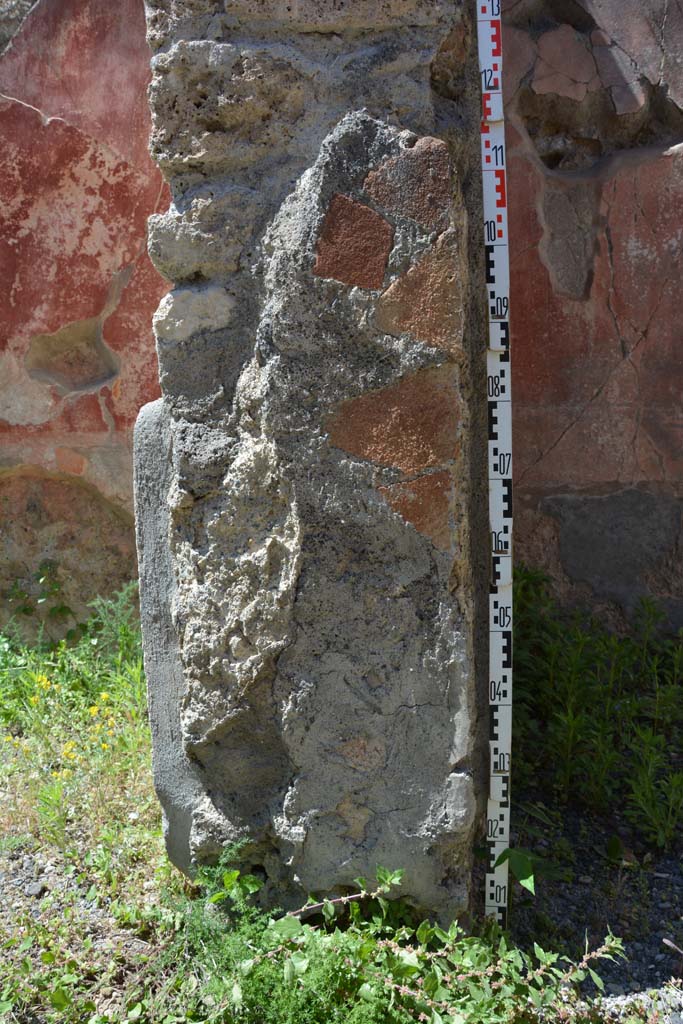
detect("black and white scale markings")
[477,0,513,928]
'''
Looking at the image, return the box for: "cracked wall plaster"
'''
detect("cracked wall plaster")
[0,0,170,631]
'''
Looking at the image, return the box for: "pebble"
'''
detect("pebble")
[510,787,683,1002]
[24,879,47,898]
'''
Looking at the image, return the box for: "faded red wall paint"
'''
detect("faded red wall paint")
[504,1,683,624]
[0,0,169,624]
[2,0,682,626]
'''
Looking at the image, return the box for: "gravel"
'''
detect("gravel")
[2,791,682,1021]
[509,786,683,1017]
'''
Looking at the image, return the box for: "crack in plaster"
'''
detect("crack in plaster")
[517,255,668,484]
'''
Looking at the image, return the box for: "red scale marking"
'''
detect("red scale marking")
[490,20,502,57]
[494,169,507,208]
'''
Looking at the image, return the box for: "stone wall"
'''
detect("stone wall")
[2,0,682,637]
[135,0,489,913]
[504,0,683,626]
[0,0,169,632]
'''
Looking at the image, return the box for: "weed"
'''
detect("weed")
[514,567,683,848]
[0,584,637,1023]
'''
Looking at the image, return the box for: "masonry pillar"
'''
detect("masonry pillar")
[135,0,488,915]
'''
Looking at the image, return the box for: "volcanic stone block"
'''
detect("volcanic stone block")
[136,0,487,917]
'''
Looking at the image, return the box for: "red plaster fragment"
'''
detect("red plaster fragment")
[55,447,87,476]
[327,365,460,475]
[379,470,455,551]
[375,232,464,354]
[314,193,393,289]
[363,137,452,230]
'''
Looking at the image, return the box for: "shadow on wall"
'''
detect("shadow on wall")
[0,468,136,641]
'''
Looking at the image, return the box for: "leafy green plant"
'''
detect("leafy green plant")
[194,865,624,1024]
[514,566,683,848]
[0,580,657,1024]
[5,560,84,643]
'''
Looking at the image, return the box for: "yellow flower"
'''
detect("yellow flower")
[5,734,13,742]
[36,674,51,690]
[99,692,110,701]
[29,695,40,706]
[107,729,114,737]
[89,705,99,717]
[100,742,109,751]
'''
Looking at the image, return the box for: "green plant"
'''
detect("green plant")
[0,582,651,1024]
[5,560,83,643]
[196,865,624,1024]
[514,566,683,848]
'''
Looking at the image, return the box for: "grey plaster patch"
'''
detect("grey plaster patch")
[542,488,683,619]
[133,400,204,873]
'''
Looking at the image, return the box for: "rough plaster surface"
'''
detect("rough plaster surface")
[0,0,34,52]
[502,0,683,626]
[137,0,488,914]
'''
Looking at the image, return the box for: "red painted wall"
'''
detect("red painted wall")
[0,0,169,628]
[504,1,683,625]
[1,0,681,628]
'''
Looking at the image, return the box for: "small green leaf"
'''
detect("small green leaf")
[270,915,304,939]
[589,968,604,991]
[40,950,55,964]
[283,959,295,985]
[0,1001,14,1015]
[291,952,309,976]
[128,1003,143,1020]
[398,949,420,969]
[496,848,536,895]
[207,891,228,904]
[239,874,263,895]
[606,835,623,863]
[49,988,72,1010]
[359,983,374,1001]
[222,869,240,890]
[528,986,543,1007]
